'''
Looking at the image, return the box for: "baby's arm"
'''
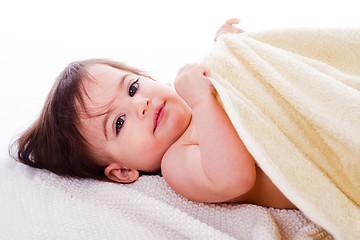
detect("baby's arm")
[162,64,256,203]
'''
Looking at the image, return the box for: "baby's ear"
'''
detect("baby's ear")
[104,163,139,183]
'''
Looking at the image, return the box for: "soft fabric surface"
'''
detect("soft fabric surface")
[1,159,332,240]
[201,29,360,240]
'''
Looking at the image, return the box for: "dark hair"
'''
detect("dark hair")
[11,59,146,180]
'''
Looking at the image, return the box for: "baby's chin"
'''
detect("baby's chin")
[165,119,190,148]
[170,107,192,138]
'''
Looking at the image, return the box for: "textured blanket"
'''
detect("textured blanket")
[201,29,360,240]
[1,158,332,240]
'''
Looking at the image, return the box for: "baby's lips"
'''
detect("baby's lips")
[153,103,165,132]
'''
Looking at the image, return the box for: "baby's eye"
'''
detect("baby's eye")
[115,115,126,135]
[129,78,139,97]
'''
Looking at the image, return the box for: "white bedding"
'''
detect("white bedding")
[0,157,333,240]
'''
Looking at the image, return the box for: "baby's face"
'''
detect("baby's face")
[79,64,191,173]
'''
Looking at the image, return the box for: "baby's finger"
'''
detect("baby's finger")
[225,18,240,25]
[203,66,211,77]
[233,26,244,33]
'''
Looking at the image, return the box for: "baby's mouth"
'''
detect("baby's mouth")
[153,103,165,132]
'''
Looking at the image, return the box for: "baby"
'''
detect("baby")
[14,19,296,209]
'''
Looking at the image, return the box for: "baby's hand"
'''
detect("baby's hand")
[174,64,215,108]
[214,18,244,42]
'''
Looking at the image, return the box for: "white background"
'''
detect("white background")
[0,0,358,160]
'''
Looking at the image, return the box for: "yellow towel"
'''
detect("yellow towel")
[202,29,360,240]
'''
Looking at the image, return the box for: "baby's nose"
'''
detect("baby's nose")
[136,97,150,118]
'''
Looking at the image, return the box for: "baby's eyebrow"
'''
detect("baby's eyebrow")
[102,73,131,140]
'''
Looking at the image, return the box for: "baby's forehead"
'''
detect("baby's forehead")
[76,65,124,115]
[79,63,167,114]
[85,64,133,84]
[83,64,135,94]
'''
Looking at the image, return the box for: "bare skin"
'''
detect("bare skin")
[163,115,296,209]
[163,19,297,209]
[80,18,297,209]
